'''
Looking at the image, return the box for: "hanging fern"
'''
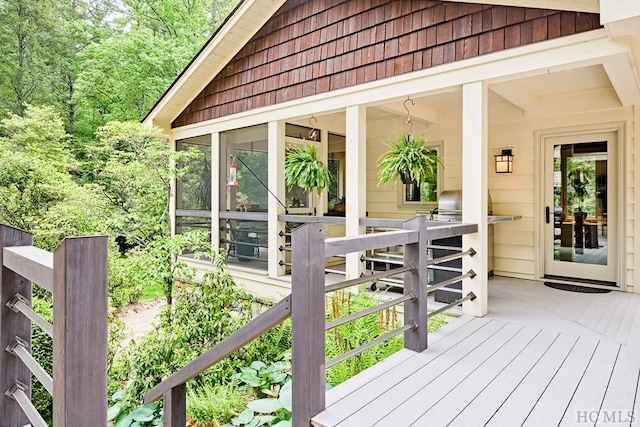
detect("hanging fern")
[377,131,441,186]
[284,144,331,196]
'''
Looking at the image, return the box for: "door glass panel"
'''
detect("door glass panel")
[553,142,607,265]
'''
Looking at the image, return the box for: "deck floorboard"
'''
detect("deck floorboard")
[312,278,640,427]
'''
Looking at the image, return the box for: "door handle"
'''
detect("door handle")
[545,206,550,224]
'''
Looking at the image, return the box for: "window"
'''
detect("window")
[399,141,442,208]
[176,136,212,211]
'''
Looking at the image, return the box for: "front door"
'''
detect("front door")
[543,131,617,285]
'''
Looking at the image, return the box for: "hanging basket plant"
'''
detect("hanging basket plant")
[377,131,440,187]
[284,144,330,196]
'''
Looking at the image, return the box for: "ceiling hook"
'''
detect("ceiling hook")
[308,115,319,141]
[403,97,415,129]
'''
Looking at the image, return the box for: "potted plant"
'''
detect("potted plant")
[284,143,330,198]
[377,131,440,187]
[568,160,593,218]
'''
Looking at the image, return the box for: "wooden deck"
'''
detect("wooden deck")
[313,277,640,426]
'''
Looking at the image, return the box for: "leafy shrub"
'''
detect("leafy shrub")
[112,251,291,403]
[224,358,293,427]
[187,383,252,427]
[107,389,162,426]
[31,296,53,424]
[324,290,404,386]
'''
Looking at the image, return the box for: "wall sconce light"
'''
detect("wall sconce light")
[494,149,514,173]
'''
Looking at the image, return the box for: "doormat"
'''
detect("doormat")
[544,282,611,293]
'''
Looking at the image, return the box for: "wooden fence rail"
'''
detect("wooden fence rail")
[0,225,108,427]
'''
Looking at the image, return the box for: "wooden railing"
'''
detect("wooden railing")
[0,225,108,427]
[145,215,478,426]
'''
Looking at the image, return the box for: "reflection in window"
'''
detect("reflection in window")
[176,136,211,210]
[402,143,441,205]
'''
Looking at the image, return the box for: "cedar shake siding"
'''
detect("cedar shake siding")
[172,0,600,128]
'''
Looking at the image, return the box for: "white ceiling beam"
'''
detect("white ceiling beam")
[602,53,640,106]
[490,81,540,112]
[377,101,442,124]
[447,0,599,13]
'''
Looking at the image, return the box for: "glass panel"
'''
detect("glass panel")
[402,144,440,204]
[553,142,607,265]
[176,216,212,257]
[176,136,211,210]
[221,219,268,270]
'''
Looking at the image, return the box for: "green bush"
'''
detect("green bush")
[112,251,291,403]
[187,383,252,427]
[31,296,53,425]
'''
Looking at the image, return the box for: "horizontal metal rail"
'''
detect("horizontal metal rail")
[325,230,418,258]
[325,292,416,331]
[428,265,463,273]
[279,260,291,266]
[278,214,346,225]
[377,277,404,285]
[325,268,344,275]
[7,294,53,338]
[435,286,463,294]
[2,246,53,293]
[220,226,268,234]
[175,209,212,218]
[360,255,405,266]
[9,339,53,395]
[6,383,48,427]
[228,254,267,263]
[427,244,465,251]
[278,231,292,237]
[325,321,417,369]
[428,292,477,318]
[426,270,476,294]
[220,239,266,248]
[427,248,476,266]
[219,211,268,221]
[145,295,292,403]
[279,245,291,251]
[324,265,415,293]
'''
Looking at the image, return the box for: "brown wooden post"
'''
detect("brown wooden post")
[291,222,326,426]
[0,225,32,426]
[403,215,428,352]
[163,384,186,426]
[53,236,108,427]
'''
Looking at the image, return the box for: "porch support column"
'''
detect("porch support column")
[268,121,287,277]
[345,105,366,279]
[462,81,489,316]
[169,137,177,237]
[211,132,221,252]
[634,105,640,293]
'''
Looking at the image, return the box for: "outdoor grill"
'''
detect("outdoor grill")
[431,190,494,303]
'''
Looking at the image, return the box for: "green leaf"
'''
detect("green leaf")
[248,398,284,414]
[233,408,254,425]
[107,401,124,421]
[131,406,155,422]
[115,412,134,427]
[273,421,292,427]
[251,361,267,370]
[279,380,293,412]
[112,389,129,401]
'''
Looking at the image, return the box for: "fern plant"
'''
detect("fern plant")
[377,131,440,186]
[284,144,330,196]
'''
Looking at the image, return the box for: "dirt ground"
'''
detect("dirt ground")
[117,299,165,343]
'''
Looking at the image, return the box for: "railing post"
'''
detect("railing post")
[291,222,326,426]
[163,384,186,426]
[53,236,108,427]
[0,225,32,426]
[403,216,428,352]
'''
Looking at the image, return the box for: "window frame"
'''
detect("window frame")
[397,140,443,209]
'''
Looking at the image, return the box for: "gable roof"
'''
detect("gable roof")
[143,0,600,131]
